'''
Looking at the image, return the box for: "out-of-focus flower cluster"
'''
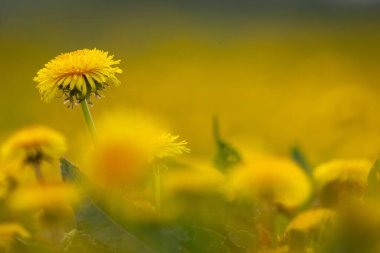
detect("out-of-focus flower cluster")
[1,112,380,253]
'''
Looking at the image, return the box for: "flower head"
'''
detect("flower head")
[1,126,66,165]
[95,112,189,162]
[313,159,372,206]
[9,184,80,227]
[0,223,30,249]
[282,208,335,251]
[228,156,311,209]
[285,208,334,233]
[9,184,80,211]
[82,111,189,187]
[313,159,372,189]
[163,162,225,196]
[34,48,122,105]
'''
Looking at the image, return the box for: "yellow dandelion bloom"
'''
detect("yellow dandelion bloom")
[154,133,190,160]
[96,112,189,161]
[0,223,30,239]
[0,223,30,249]
[313,159,372,189]
[83,112,189,187]
[34,48,122,105]
[1,125,66,165]
[228,156,311,209]
[9,184,80,211]
[313,159,373,206]
[163,163,225,195]
[286,208,334,233]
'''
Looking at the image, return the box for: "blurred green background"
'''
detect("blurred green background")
[1,0,380,165]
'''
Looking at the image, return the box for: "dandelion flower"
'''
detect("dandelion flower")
[153,133,190,160]
[313,159,372,206]
[282,208,334,252]
[163,163,225,195]
[1,125,66,165]
[0,223,30,249]
[34,48,122,105]
[285,208,334,233]
[96,112,189,161]
[83,112,189,187]
[9,184,79,227]
[9,184,80,211]
[228,156,311,209]
[313,159,372,189]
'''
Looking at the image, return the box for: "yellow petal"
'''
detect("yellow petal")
[70,75,78,90]
[84,73,96,90]
[62,76,72,88]
[77,75,86,95]
[90,72,106,84]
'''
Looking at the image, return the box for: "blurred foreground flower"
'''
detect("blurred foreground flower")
[85,112,189,187]
[9,184,80,244]
[282,208,334,253]
[161,163,226,221]
[0,223,30,250]
[1,126,66,183]
[34,48,122,105]
[163,163,225,196]
[1,126,66,165]
[228,156,311,210]
[285,208,334,233]
[313,159,372,206]
[9,183,80,219]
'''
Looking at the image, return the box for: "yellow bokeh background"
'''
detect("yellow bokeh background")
[1,1,380,165]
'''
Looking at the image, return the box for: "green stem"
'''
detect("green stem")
[154,166,161,213]
[80,99,97,141]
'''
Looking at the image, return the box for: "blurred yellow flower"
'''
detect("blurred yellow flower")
[163,163,225,195]
[228,156,311,209]
[313,159,372,189]
[0,223,30,249]
[0,223,30,239]
[96,112,189,161]
[84,112,189,187]
[154,133,190,160]
[9,184,80,211]
[285,208,334,233]
[313,159,372,206]
[1,125,66,165]
[34,48,122,104]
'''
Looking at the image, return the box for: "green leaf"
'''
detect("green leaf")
[367,159,380,195]
[60,158,157,253]
[213,116,241,171]
[227,228,256,250]
[290,146,311,175]
[186,226,231,253]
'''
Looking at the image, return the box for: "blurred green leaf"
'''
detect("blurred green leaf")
[158,227,191,253]
[227,228,256,250]
[290,146,311,175]
[60,158,157,253]
[186,226,231,253]
[213,116,241,171]
[367,159,380,196]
